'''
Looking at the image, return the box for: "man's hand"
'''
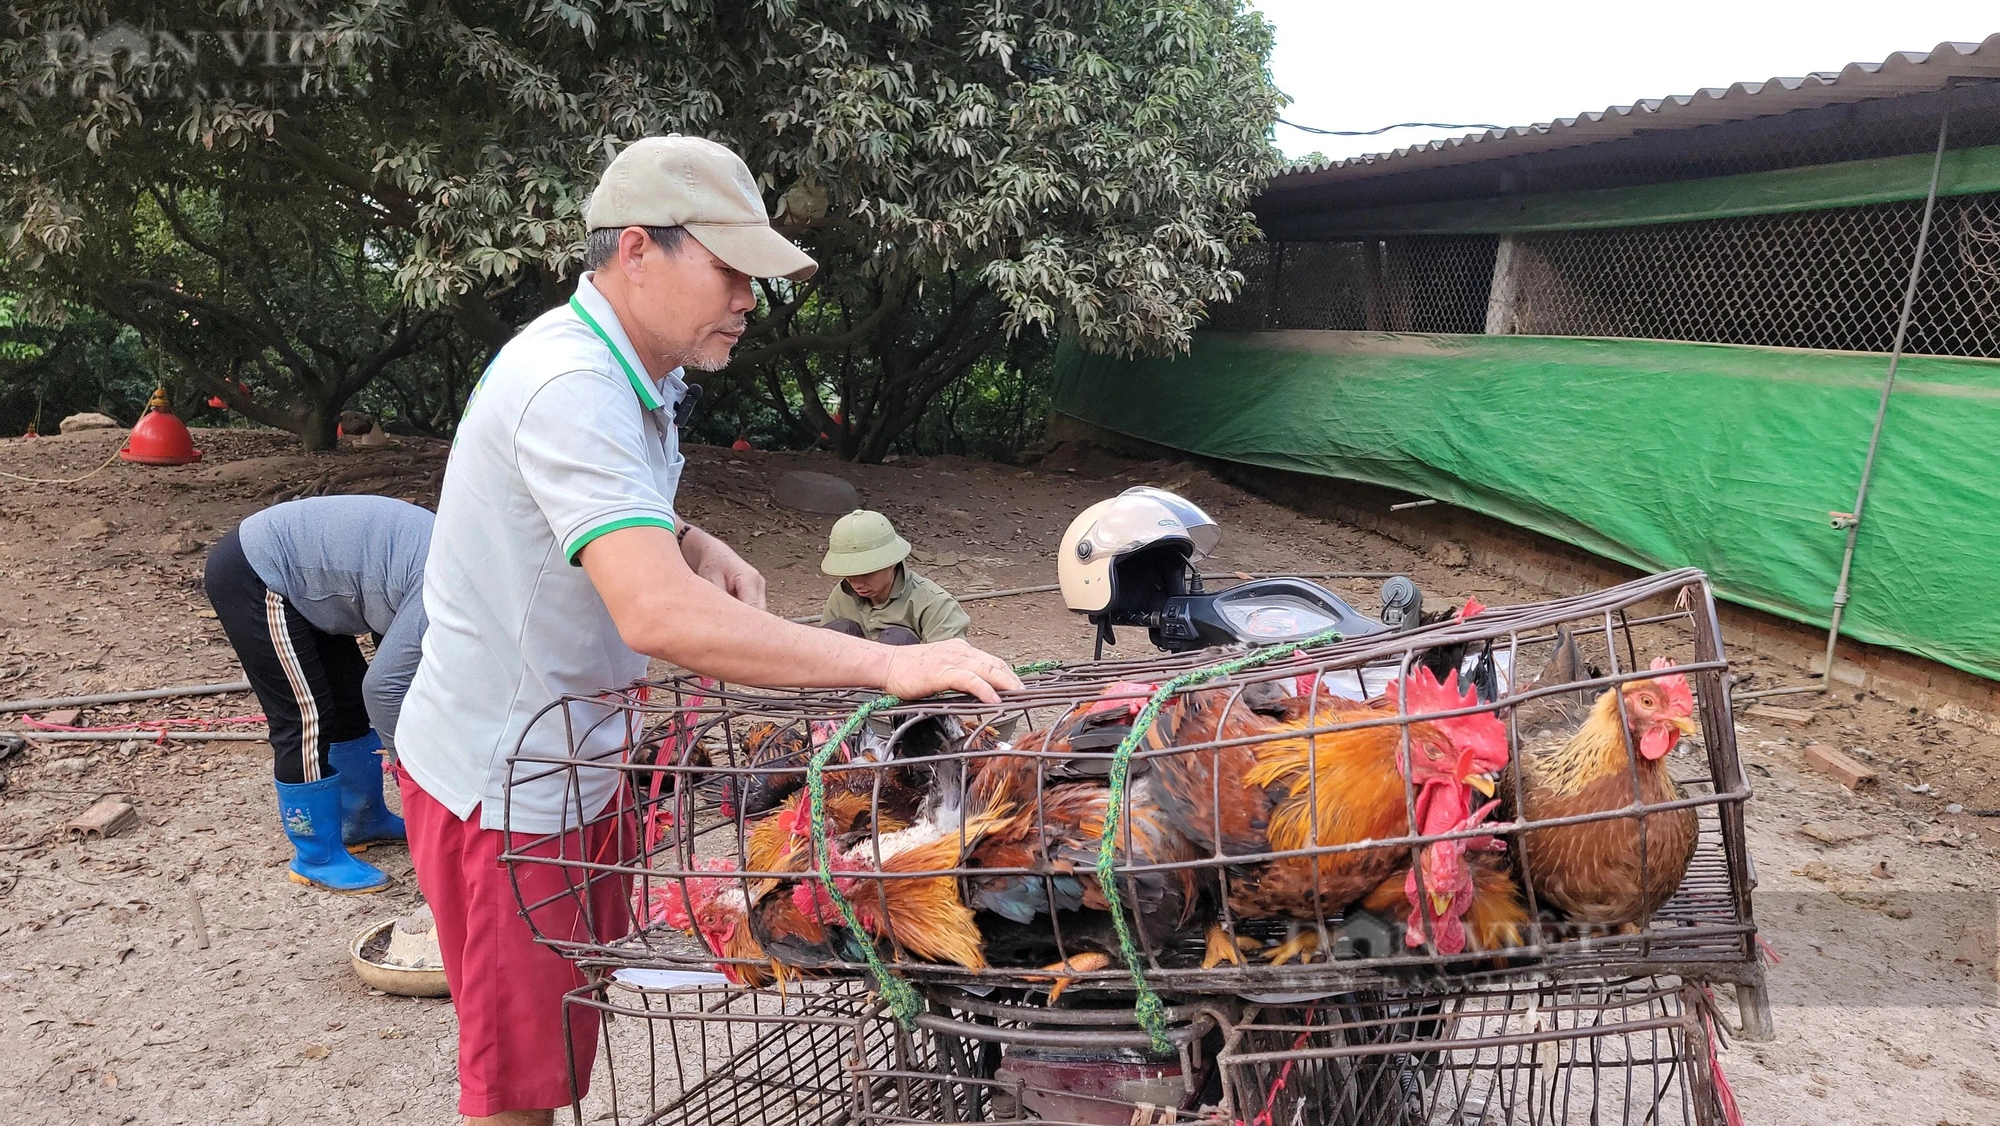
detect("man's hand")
[680,526,766,610]
[881,640,1023,705]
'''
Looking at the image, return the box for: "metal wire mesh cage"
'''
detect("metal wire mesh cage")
[569,975,914,1126]
[1230,96,2000,358]
[501,567,1768,1046]
[571,971,1739,1126]
[1219,974,1737,1126]
[570,974,1224,1126]
[1225,187,2000,357]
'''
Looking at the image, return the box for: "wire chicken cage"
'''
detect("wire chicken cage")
[571,971,1737,1126]
[569,973,1222,1126]
[504,568,1768,1123]
[1219,974,1737,1126]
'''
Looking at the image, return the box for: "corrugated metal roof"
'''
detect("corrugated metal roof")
[1268,35,2000,190]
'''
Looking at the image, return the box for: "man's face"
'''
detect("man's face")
[613,229,756,373]
[844,564,900,606]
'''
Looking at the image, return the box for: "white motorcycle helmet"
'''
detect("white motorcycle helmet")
[1058,487,1221,614]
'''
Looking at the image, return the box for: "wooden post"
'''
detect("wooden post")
[1267,242,1284,330]
[1485,234,1520,334]
[1736,975,1776,1041]
[1380,238,1413,331]
[1362,239,1386,331]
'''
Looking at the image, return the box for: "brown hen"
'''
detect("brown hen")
[1510,658,1701,930]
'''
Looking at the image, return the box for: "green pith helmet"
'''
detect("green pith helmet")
[821,509,911,577]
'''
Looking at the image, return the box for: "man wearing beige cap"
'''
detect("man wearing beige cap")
[397,136,1021,1125]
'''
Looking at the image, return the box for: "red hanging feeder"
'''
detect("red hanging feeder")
[121,387,203,465]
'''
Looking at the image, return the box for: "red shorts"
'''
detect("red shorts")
[396,765,633,1116]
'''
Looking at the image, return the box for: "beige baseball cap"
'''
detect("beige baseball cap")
[585,136,818,281]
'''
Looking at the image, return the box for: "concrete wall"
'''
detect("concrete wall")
[1047,412,1999,732]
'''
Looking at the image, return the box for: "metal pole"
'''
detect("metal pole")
[9,730,269,742]
[1820,109,1950,690]
[0,679,252,714]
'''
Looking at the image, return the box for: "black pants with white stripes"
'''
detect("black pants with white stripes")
[203,527,371,784]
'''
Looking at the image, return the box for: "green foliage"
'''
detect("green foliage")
[900,343,1053,461]
[0,293,41,365]
[0,297,158,434]
[1,1,1283,457]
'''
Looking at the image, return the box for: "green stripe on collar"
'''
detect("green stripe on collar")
[568,296,666,411]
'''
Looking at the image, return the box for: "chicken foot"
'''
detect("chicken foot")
[1265,927,1324,966]
[1201,924,1262,969]
[1023,951,1115,1004]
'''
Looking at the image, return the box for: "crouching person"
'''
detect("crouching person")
[819,509,970,645]
[203,494,430,893]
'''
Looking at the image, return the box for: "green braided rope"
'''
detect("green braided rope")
[801,658,1067,1026]
[1095,629,1344,1053]
[805,693,921,1024]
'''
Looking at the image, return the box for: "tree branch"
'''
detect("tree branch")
[119,278,317,380]
[452,289,517,355]
[145,185,231,265]
[267,124,422,229]
[728,291,901,371]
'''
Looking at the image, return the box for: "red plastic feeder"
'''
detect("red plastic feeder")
[120,388,203,465]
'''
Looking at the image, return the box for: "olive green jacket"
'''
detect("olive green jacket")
[820,565,970,642]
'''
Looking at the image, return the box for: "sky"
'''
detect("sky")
[1253,1,2000,162]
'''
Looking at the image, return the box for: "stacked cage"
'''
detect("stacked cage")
[505,568,1766,1125]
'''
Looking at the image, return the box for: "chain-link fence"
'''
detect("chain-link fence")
[1212,237,1497,334]
[1226,96,2000,359]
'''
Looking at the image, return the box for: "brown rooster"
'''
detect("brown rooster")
[963,775,1201,948]
[643,789,901,988]
[642,859,779,986]
[1126,669,1513,965]
[1509,656,1701,931]
[656,793,1005,984]
[725,715,979,824]
[1353,793,1529,955]
[745,789,900,883]
[787,801,1015,970]
[720,721,821,819]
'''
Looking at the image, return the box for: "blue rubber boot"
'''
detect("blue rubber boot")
[277,777,392,894]
[328,731,405,850]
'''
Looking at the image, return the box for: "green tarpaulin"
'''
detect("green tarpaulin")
[1052,331,2000,681]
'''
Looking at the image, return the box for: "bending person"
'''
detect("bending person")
[203,494,430,894]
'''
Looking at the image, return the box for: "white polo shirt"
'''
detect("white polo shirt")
[397,273,685,833]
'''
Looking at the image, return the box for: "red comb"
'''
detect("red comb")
[1458,597,1487,619]
[1086,681,1157,719]
[1648,657,1695,716]
[645,857,735,930]
[779,795,814,837]
[1386,667,1509,771]
[1386,665,1467,715]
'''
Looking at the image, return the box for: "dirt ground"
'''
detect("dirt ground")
[1,426,1996,1125]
